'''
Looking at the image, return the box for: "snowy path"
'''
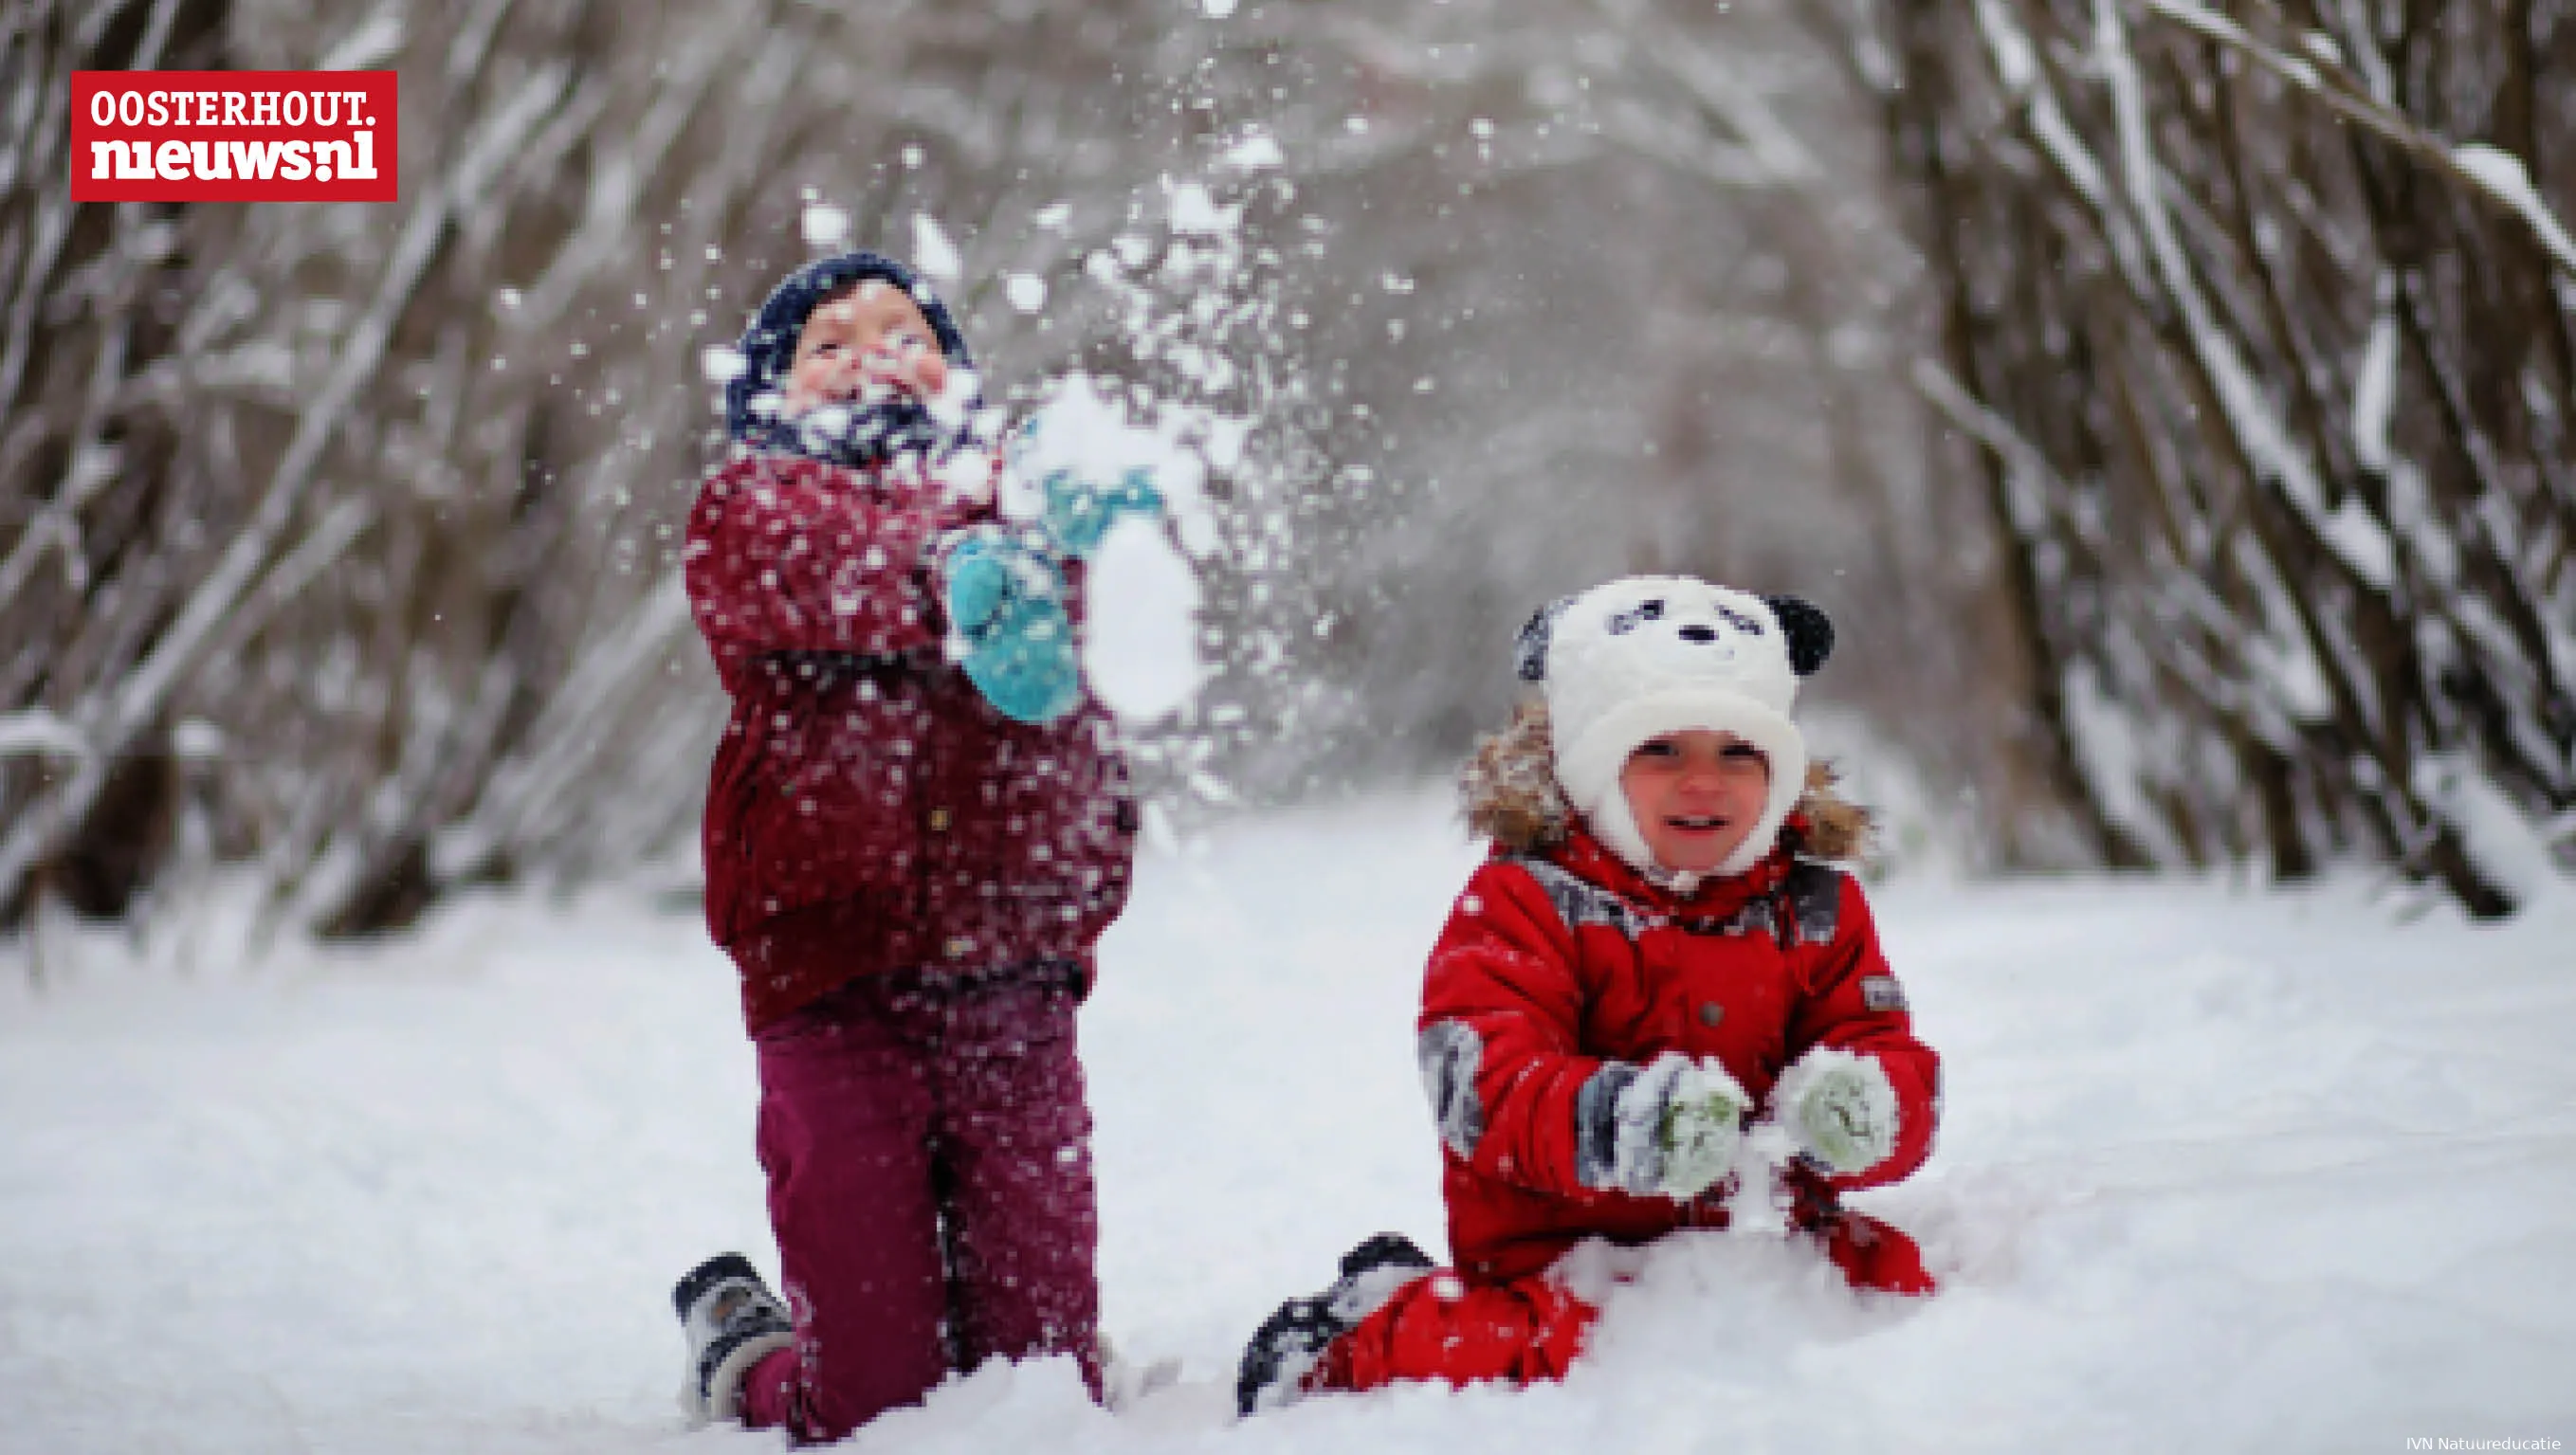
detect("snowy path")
[6,792,2575,1452]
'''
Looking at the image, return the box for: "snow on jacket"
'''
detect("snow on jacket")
[1419,702,1938,1282]
[685,446,1137,1033]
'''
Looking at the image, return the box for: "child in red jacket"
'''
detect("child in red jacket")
[668,250,1142,1442]
[1237,575,1940,1414]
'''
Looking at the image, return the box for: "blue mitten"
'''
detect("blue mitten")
[1040,467,1166,560]
[939,527,1083,724]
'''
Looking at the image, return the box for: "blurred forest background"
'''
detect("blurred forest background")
[3,0,2569,944]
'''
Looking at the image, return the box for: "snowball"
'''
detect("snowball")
[1005,273,1048,313]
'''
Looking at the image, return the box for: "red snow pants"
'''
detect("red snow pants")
[1313,1209,1933,1395]
[736,965,1100,1444]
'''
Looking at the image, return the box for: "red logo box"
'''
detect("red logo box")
[70,70,398,203]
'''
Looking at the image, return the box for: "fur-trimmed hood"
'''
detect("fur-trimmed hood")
[1460,699,1872,864]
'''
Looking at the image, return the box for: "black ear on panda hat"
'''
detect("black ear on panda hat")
[1517,589,1831,683]
[1515,576,1834,878]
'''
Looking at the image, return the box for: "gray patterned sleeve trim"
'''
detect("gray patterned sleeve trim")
[1781,863,1844,945]
[1416,1020,1487,1158]
[1575,1060,1646,1191]
[1502,854,1655,941]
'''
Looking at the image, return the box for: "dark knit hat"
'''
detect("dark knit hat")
[723,249,974,446]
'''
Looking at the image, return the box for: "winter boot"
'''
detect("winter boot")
[673,1252,795,1427]
[1234,1232,1435,1416]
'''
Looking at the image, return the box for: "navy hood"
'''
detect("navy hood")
[723,249,977,464]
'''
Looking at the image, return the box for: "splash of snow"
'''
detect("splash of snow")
[1164,180,1237,238]
[697,345,745,384]
[939,447,996,509]
[1221,133,1283,172]
[925,366,980,434]
[1006,373,1235,722]
[1006,373,1221,560]
[912,212,963,282]
[800,203,850,249]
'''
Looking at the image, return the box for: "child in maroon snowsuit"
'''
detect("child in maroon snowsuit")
[1237,576,1939,1413]
[671,250,1136,1444]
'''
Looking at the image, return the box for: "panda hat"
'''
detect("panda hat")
[1516,575,1835,882]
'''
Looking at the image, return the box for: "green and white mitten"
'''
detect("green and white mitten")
[1775,1046,1898,1176]
[1608,1053,1750,1201]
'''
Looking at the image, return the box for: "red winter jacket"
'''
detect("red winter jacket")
[685,447,1137,1033]
[1418,823,1938,1282]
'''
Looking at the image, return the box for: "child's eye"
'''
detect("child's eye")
[1720,743,1764,762]
[1634,741,1679,759]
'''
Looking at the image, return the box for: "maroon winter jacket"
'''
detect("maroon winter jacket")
[1419,824,1938,1282]
[685,447,1137,1033]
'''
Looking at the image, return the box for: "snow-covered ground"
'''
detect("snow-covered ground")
[6,791,2574,1452]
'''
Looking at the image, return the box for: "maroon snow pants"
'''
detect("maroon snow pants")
[737,964,1099,1444]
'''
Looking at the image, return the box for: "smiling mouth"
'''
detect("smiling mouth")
[1667,815,1729,831]
[807,381,914,413]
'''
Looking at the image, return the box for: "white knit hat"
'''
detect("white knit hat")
[1515,575,1835,880]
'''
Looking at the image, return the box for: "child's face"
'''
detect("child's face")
[781,281,950,416]
[1617,730,1770,873]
